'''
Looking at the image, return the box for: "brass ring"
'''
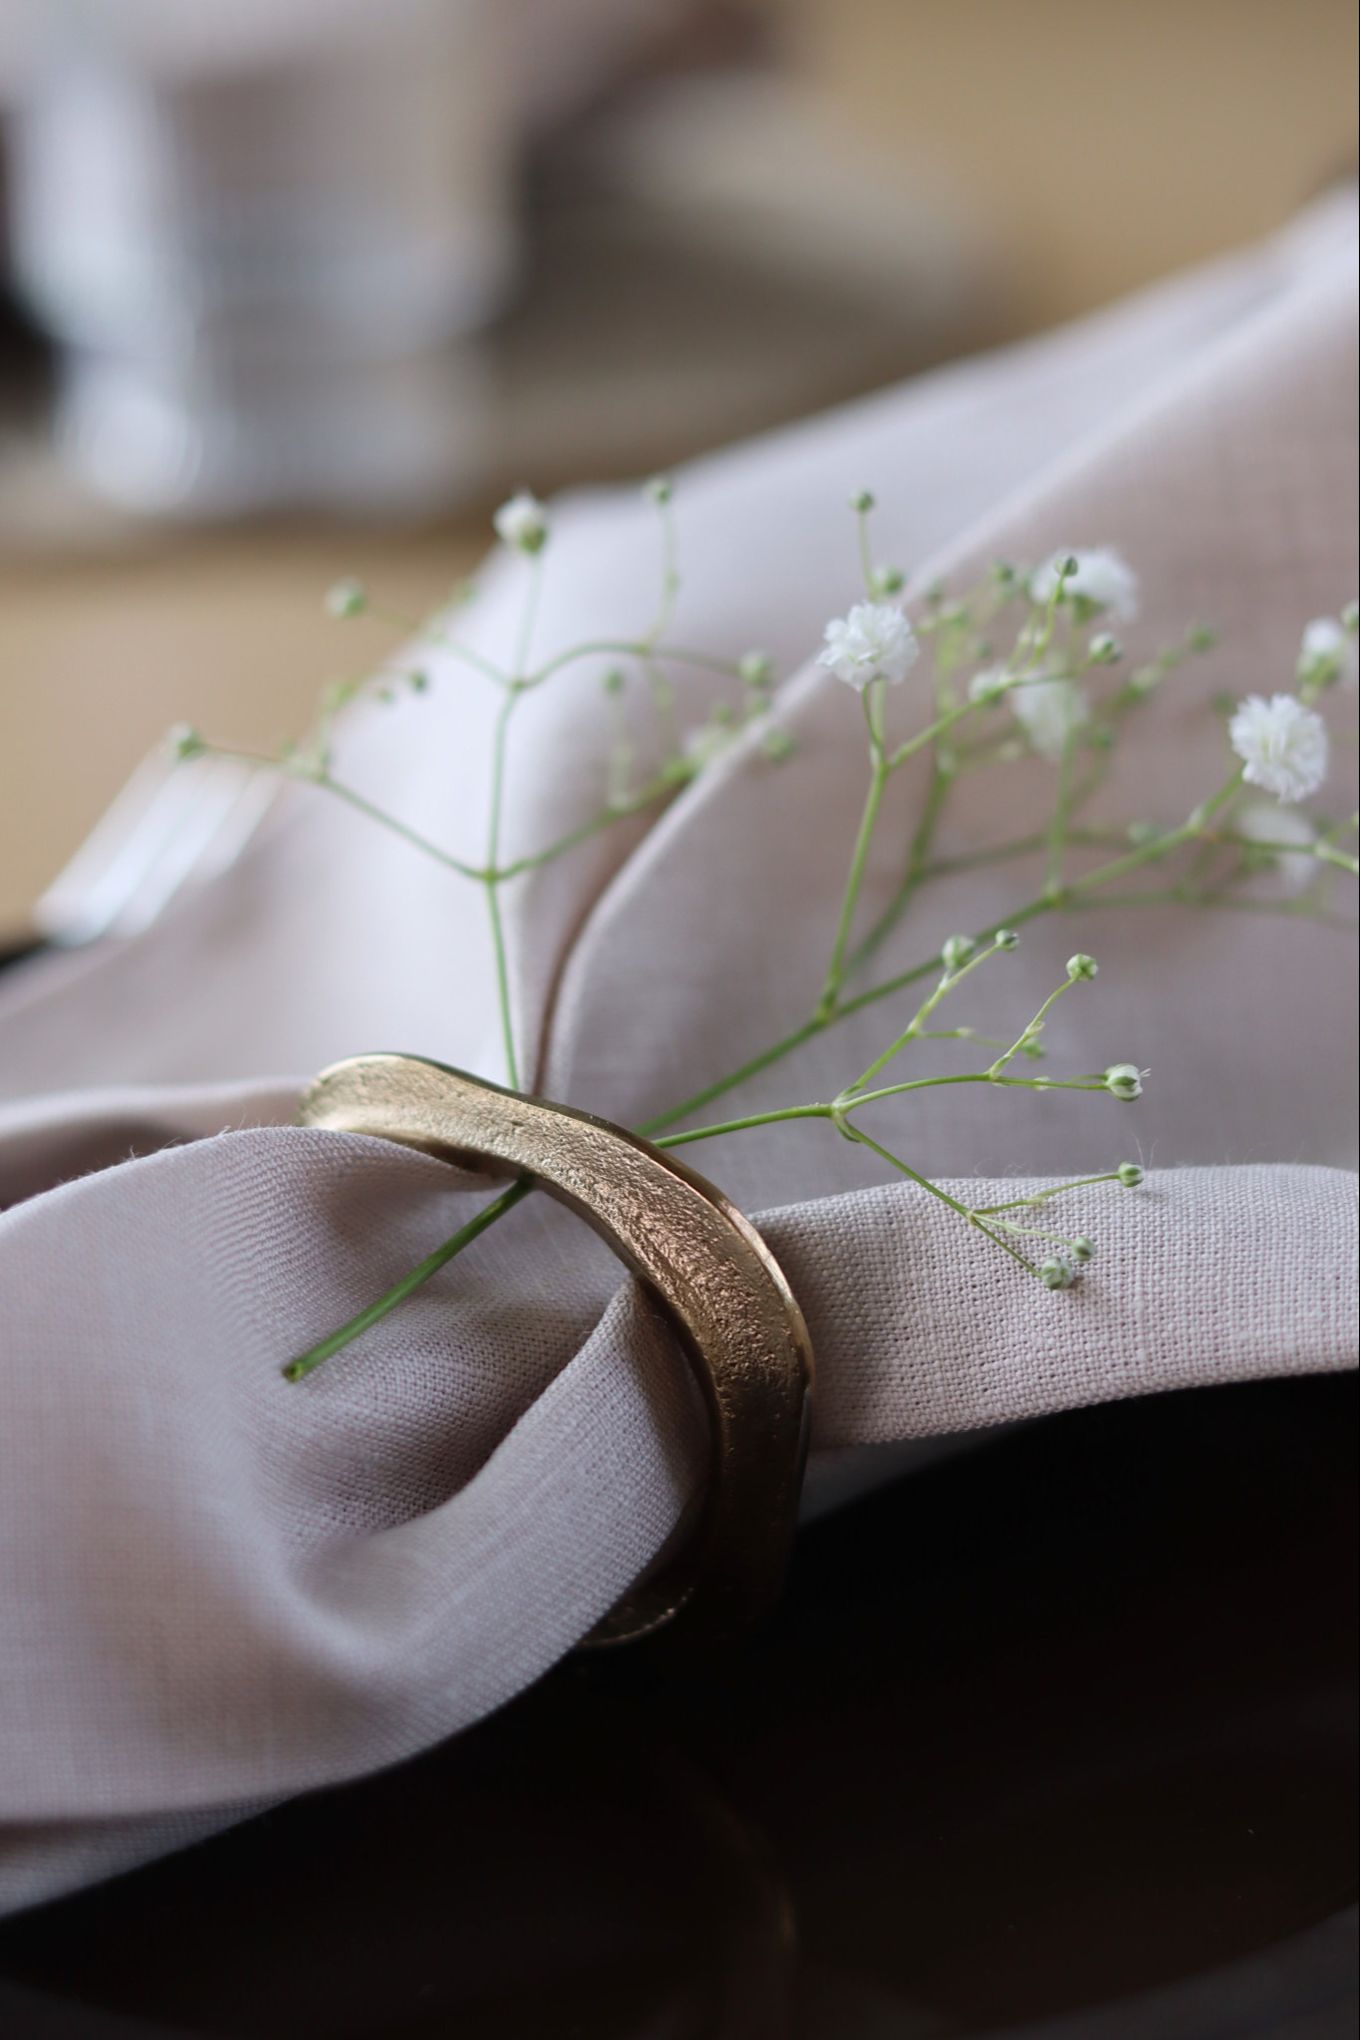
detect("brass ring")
[298,1053,814,1647]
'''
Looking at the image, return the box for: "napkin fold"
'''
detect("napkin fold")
[1,191,1356,1913]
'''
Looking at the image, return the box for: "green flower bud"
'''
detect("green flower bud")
[325,578,367,619]
[1104,1063,1144,1101]
[1117,1161,1145,1187]
[941,934,976,973]
[1066,952,1098,981]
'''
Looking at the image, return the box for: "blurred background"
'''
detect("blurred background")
[0,0,1355,936]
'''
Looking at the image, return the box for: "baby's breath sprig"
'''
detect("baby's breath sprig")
[171,484,1354,1375]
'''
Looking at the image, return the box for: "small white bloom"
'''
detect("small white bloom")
[1235,798,1317,895]
[1031,547,1139,622]
[969,665,1010,704]
[817,602,919,692]
[1228,693,1328,802]
[493,490,549,554]
[1104,1063,1144,1101]
[1010,676,1089,761]
[1297,616,1357,691]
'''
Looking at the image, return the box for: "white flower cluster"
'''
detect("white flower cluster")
[1297,615,1357,692]
[818,602,919,692]
[1009,676,1089,761]
[1228,694,1329,803]
[1031,547,1140,623]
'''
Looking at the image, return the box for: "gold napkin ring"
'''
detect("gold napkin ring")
[298,1053,814,1648]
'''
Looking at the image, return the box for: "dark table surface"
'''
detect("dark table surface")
[0,1366,1354,2039]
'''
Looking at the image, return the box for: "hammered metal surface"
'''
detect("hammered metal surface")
[298,1053,814,1646]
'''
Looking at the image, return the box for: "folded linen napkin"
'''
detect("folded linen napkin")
[1,191,1355,1914]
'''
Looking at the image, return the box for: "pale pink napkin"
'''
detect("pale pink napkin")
[1,193,1356,1913]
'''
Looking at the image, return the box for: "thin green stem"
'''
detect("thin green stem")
[523,640,744,691]
[987,976,1078,1077]
[484,693,521,1093]
[856,504,876,594]
[970,1171,1123,1214]
[1045,726,1079,899]
[849,758,954,974]
[198,745,485,880]
[640,1019,827,1137]
[655,1103,830,1149]
[282,1179,532,1381]
[496,775,674,880]
[843,937,1007,1098]
[846,1070,1106,1110]
[816,685,888,1018]
[368,604,509,689]
[840,1122,1036,1273]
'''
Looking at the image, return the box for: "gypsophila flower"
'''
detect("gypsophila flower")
[1071,1236,1095,1262]
[969,666,1011,704]
[1297,616,1357,691]
[1088,632,1122,665]
[1228,693,1328,802]
[1235,798,1317,894]
[325,578,367,619]
[942,934,976,973]
[1066,953,1098,981]
[1104,1064,1144,1101]
[1031,547,1139,622]
[1040,1256,1076,1289]
[168,723,204,761]
[1010,676,1089,761]
[739,650,774,689]
[818,602,919,692]
[870,564,906,598]
[494,491,549,554]
[1117,1161,1145,1188]
[994,928,1021,950]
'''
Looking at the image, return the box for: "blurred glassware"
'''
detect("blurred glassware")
[2,0,675,517]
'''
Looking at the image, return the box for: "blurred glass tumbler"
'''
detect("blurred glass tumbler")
[9,2,517,515]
